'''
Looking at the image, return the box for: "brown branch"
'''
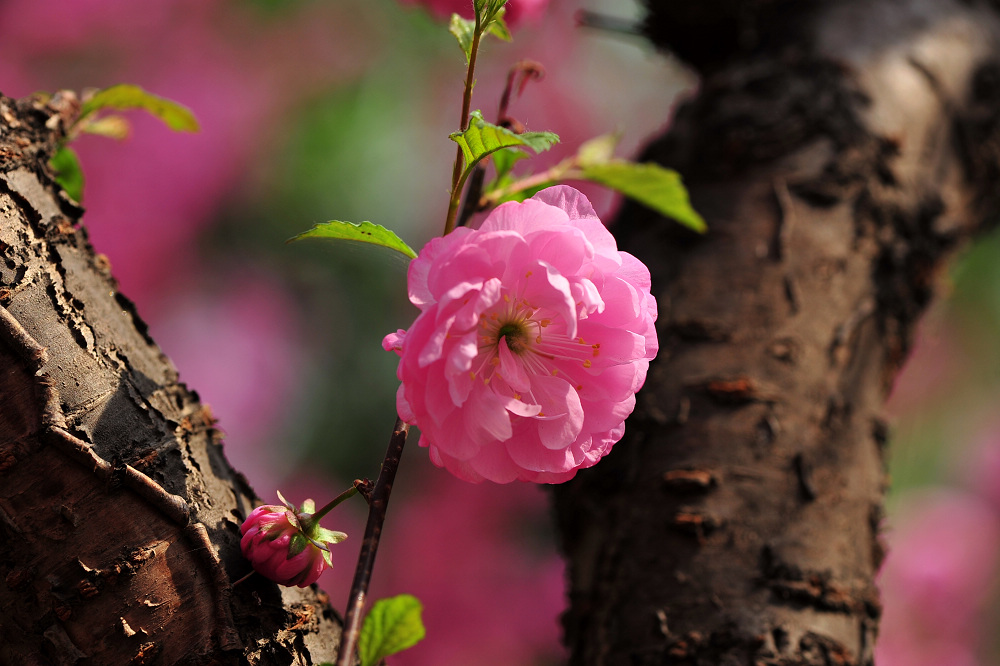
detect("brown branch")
[335,417,410,666]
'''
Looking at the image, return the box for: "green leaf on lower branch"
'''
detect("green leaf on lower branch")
[50,146,84,203]
[580,161,707,233]
[359,594,426,666]
[289,221,418,260]
[78,84,199,133]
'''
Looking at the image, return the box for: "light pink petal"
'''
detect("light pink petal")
[382,329,406,354]
[530,374,585,450]
[464,386,513,447]
[497,337,531,392]
[531,185,599,221]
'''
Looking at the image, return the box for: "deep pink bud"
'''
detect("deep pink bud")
[239,493,347,588]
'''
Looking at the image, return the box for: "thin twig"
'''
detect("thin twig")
[335,417,410,666]
[445,14,484,235]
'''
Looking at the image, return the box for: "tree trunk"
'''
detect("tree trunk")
[554,0,1000,664]
[0,95,342,665]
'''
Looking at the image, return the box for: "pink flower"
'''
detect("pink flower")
[240,493,347,588]
[383,186,657,483]
[398,0,549,26]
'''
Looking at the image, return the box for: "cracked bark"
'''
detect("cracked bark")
[0,95,343,665]
[554,1,1000,664]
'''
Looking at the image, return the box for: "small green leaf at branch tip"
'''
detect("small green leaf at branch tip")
[289,221,418,260]
[449,14,476,63]
[50,146,84,203]
[78,84,199,133]
[358,594,426,666]
[580,161,707,233]
[487,15,511,42]
[451,110,558,173]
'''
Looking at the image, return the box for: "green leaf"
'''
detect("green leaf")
[359,595,426,666]
[449,13,476,64]
[579,161,707,233]
[80,114,131,140]
[49,146,84,203]
[486,13,511,42]
[576,133,619,167]
[491,147,528,182]
[289,220,417,260]
[451,110,558,174]
[79,84,199,133]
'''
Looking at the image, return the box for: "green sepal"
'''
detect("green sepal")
[288,532,309,558]
[579,161,707,233]
[276,490,296,511]
[49,146,84,203]
[451,110,558,179]
[289,220,417,260]
[311,526,348,546]
[300,498,316,514]
[78,84,199,133]
[358,594,426,666]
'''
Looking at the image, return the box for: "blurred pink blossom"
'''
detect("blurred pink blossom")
[373,464,565,665]
[876,490,1000,666]
[153,273,304,486]
[384,186,657,483]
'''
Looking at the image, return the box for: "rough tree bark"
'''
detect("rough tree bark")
[0,96,344,664]
[555,0,1000,664]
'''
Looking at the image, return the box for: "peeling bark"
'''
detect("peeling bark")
[0,95,342,665]
[554,1,1000,664]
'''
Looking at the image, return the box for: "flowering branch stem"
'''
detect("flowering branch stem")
[480,161,580,208]
[311,486,358,522]
[445,13,484,235]
[335,417,410,666]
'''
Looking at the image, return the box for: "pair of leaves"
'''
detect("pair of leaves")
[485,133,706,233]
[449,0,512,64]
[49,84,199,202]
[290,110,559,259]
[317,595,425,666]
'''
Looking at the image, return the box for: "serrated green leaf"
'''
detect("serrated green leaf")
[580,161,706,233]
[289,220,417,260]
[492,147,528,182]
[451,110,558,174]
[359,595,426,666]
[79,84,199,133]
[449,13,476,64]
[49,146,84,203]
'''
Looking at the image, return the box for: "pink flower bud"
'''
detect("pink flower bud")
[239,494,347,588]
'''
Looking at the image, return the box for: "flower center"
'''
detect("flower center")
[497,322,528,353]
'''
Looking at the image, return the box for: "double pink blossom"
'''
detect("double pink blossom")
[384,186,657,483]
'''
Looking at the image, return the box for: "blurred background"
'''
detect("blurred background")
[2,0,998,663]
